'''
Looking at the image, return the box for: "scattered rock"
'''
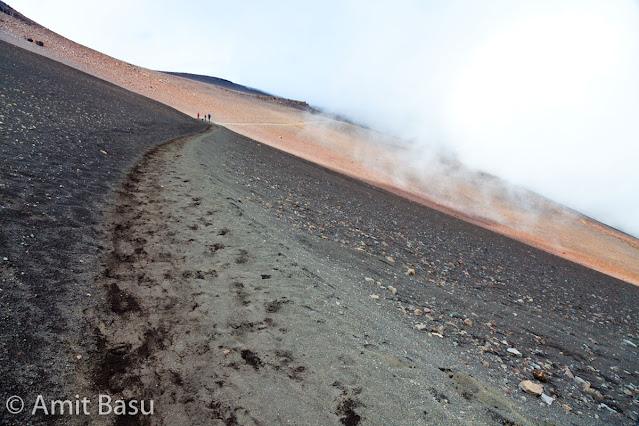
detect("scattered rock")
[563,367,574,379]
[364,277,374,283]
[519,380,543,396]
[76,355,82,360]
[574,376,590,388]
[599,403,617,413]
[414,324,427,331]
[623,339,637,348]
[583,386,603,400]
[385,256,395,263]
[540,393,554,406]
[445,321,459,330]
[35,40,44,46]
[387,286,397,294]
[533,368,548,382]
[406,268,415,275]
[414,309,423,316]
[507,348,523,357]
[369,294,380,300]
[463,319,473,327]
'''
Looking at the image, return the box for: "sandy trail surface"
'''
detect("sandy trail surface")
[82,127,638,425]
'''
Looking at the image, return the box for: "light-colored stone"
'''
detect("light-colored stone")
[519,380,543,396]
[541,393,554,406]
[507,348,522,357]
[369,294,380,300]
[563,367,574,379]
[599,403,617,413]
[574,376,590,388]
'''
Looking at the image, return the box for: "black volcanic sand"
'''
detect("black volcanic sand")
[0,40,205,424]
[87,125,638,425]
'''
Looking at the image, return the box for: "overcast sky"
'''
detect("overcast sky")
[8,0,639,237]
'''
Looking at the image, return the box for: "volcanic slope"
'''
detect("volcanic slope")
[86,125,639,425]
[0,40,205,424]
[1,4,637,285]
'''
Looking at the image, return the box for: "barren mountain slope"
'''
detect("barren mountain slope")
[1,2,636,286]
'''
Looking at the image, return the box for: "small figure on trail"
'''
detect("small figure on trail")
[197,112,200,119]
[208,114,211,122]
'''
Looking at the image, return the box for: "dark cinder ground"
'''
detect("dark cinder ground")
[0,40,205,424]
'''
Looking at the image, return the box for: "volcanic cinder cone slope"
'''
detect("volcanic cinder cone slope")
[1,3,637,286]
[1,3,639,425]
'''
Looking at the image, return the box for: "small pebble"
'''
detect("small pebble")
[533,368,548,382]
[540,393,554,405]
[507,348,522,357]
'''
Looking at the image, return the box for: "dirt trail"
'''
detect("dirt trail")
[86,128,451,425]
[81,126,624,425]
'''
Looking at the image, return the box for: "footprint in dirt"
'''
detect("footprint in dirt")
[207,243,226,255]
[332,381,364,425]
[235,249,249,264]
[232,281,250,306]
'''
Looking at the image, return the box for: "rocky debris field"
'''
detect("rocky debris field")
[86,124,638,425]
[0,40,205,425]
[216,128,639,423]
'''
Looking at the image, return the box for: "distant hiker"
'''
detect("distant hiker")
[197,112,200,119]
[208,114,211,122]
